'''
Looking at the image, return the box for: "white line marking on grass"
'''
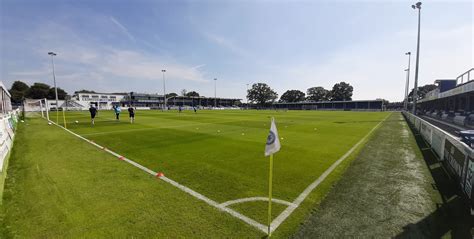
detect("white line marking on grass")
[47,120,269,233]
[269,113,391,233]
[219,197,296,207]
[46,113,390,235]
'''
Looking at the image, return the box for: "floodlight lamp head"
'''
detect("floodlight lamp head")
[162,69,166,72]
[416,2,422,8]
[406,52,411,55]
[48,52,56,56]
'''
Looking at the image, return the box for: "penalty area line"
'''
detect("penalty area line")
[46,119,269,234]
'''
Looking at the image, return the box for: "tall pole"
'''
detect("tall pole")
[214,78,217,108]
[246,83,249,110]
[162,69,166,110]
[404,52,411,111]
[48,52,59,123]
[412,2,422,114]
[267,154,274,236]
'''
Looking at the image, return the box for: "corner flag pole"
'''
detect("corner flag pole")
[267,154,274,236]
[265,117,280,237]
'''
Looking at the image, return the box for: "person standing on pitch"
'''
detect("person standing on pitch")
[128,105,135,123]
[89,104,97,125]
[113,105,121,121]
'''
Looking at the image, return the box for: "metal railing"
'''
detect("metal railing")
[403,111,473,212]
[456,68,474,85]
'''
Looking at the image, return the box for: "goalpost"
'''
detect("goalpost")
[23,98,50,121]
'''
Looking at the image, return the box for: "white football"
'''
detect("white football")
[48,122,52,125]
[75,120,79,124]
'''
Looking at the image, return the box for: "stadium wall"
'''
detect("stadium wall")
[272,100,385,111]
[0,110,19,200]
[403,111,474,213]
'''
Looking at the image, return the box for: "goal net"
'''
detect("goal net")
[23,99,49,120]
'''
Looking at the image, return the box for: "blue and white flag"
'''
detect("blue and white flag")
[265,117,281,156]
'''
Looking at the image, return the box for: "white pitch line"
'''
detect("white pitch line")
[269,113,391,233]
[47,120,268,233]
[219,197,296,208]
[46,112,390,235]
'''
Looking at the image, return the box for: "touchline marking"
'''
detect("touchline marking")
[45,113,390,235]
[46,119,268,233]
[269,113,392,233]
[219,197,296,208]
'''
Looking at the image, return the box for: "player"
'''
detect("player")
[128,106,135,123]
[113,105,121,121]
[89,105,97,125]
[193,106,197,113]
[178,105,182,113]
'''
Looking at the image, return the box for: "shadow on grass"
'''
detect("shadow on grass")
[397,118,474,239]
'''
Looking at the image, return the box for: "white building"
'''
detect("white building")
[0,82,12,115]
[73,92,127,110]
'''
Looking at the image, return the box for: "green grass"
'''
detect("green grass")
[0,117,262,238]
[2,109,389,237]
[293,113,450,238]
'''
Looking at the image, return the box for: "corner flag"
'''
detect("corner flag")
[265,118,280,157]
[265,117,280,237]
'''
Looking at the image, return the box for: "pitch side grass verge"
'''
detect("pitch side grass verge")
[0,117,262,238]
[293,112,449,238]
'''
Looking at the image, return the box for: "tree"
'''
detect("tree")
[408,84,437,102]
[26,83,51,99]
[47,87,68,100]
[166,93,178,98]
[181,89,187,96]
[9,81,30,103]
[306,87,330,102]
[75,89,96,94]
[247,83,278,106]
[331,82,353,101]
[186,91,200,97]
[279,90,305,103]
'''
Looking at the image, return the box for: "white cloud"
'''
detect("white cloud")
[110,16,136,42]
[2,18,210,94]
[269,24,472,102]
[203,32,251,58]
[9,69,50,76]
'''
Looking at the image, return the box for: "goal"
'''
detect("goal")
[23,98,49,120]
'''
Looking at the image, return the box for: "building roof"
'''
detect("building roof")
[0,81,11,98]
[74,92,128,96]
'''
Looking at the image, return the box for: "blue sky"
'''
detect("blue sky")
[1,0,472,101]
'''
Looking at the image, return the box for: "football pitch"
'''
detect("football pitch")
[56,109,389,233]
